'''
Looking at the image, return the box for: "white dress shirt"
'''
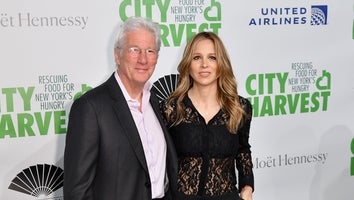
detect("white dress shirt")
[115,72,167,198]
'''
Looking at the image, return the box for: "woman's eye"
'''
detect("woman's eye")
[209,56,216,60]
[193,56,200,60]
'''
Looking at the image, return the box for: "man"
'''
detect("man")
[64,17,177,200]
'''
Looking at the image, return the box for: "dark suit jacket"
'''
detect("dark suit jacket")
[64,73,177,200]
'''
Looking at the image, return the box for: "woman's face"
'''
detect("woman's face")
[189,39,218,88]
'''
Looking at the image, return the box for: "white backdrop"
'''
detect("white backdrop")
[1,0,354,199]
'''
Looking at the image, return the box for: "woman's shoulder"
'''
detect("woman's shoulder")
[238,95,251,106]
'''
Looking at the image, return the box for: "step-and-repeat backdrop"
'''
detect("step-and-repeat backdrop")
[1,0,354,199]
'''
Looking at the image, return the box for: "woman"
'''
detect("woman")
[161,32,254,200]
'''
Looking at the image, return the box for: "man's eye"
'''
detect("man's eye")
[147,49,156,54]
[128,47,140,54]
[132,48,140,53]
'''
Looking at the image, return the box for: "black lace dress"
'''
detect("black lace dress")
[161,95,254,200]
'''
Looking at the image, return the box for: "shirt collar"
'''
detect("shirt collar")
[114,71,152,110]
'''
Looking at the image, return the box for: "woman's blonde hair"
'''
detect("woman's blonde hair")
[165,31,245,133]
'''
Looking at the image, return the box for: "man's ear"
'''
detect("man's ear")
[114,48,121,65]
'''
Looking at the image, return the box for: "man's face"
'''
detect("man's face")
[115,29,158,89]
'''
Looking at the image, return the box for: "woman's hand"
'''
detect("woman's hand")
[240,185,253,200]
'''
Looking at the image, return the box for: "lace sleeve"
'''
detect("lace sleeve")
[236,96,254,192]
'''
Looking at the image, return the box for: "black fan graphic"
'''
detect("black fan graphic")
[8,164,63,197]
[152,74,179,102]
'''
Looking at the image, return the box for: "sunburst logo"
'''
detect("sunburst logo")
[8,164,63,198]
[152,74,179,102]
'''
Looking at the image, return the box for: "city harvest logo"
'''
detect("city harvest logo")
[118,0,223,47]
[8,164,63,200]
[249,5,328,26]
[245,62,331,117]
[0,74,92,139]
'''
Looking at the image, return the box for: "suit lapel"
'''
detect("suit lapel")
[150,91,178,176]
[106,74,149,173]
[150,91,174,150]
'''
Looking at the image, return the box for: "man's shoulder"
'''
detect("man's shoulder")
[75,75,118,103]
[80,81,109,99]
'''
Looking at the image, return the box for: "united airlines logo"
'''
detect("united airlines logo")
[310,5,328,25]
[249,5,328,26]
[8,164,63,199]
